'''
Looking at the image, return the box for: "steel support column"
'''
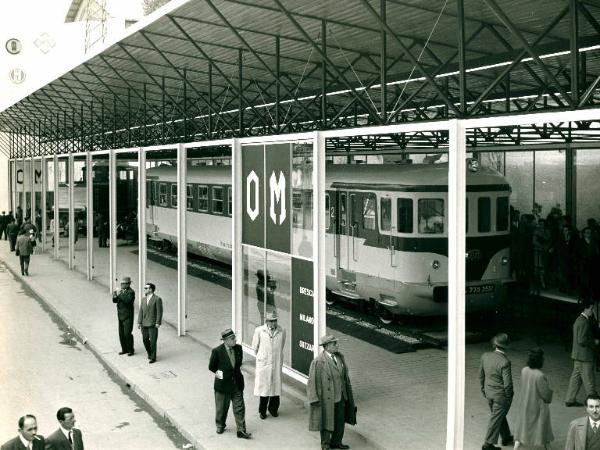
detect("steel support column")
[315,131,327,355]
[457,0,467,114]
[565,144,575,225]
[183,69,188,142]
[321,20,327,128]
[41,155,46,254]
[570,0,580,104]
[177,143,187,336]
[447,119,466,450]
[53,154,59,259]
[380,0,387,122]
[238,49,244,136]
[232,138,241,335]
[275,36,280,133]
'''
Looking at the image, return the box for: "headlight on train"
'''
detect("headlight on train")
[501,256,509,265]
[432,260,440,270]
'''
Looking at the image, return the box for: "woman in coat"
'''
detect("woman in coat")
[514,348,554,449]
[252,311,286,419]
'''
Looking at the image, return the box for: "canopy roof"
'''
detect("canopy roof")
[2,0,600,157]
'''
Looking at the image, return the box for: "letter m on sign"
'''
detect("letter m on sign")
[269,171,286,225]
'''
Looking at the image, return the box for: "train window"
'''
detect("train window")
[325,194,330,230]
[362,194,376,230]
[339,193,347,233]
[171,184,178,208]
[478,197,491,232]
[227,187,232,217]
[496,196,509,231]
[397,198,413,233]
[293,192,304,228]
[186,184,194,211]
[380,198,391,231]
[212,186,224,214]
[418,199,444,234]
[158,183,167,206]
[198,185,209,212]
[153,181,159,205]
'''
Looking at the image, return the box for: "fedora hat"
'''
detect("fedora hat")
[265,311,278,321]
[319,335,338,346]
[221,328,236,340]
[492,333,510,349]
[121,276,131,284]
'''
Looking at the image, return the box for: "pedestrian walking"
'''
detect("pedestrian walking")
[15,229,33,276]
[252,311,286,419]
[480,333,514,450]
[0,211,7,240]
[113,276,135,356]
[45,407,84,450]
[7,217,19,251]
[0,414,45,450]
[566,300,599,407]
[565,394,600,450]
[138,282,162,363]
[307,335,356,450]
[209,328,252,439]
[15,205,23,227]
[514,348,554,449]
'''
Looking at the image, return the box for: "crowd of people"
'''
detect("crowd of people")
[511,205,600,299]
[0,207,38,276]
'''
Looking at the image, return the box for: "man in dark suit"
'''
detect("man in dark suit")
[566,300,599,407]
[113,276,135,356]
[7,218,19,252]
[0,211,7,240]
[1,414,45,450]
[307,335,356,450]
[209,328,252,439]
[137,282,162,363]
[45,407,84,450]
[479,333,514,450]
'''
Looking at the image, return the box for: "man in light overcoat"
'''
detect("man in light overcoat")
[252,311,286,419]
[307,335,356,450]
[137,282,162,363]
[480,333,514,450]
[565,394,600,450]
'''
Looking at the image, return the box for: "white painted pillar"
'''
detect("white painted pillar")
[177,143,187,336]
[138,148,146,311]
[86,152,93,280]
[41,156,46,254]
[232,138,242,335]
[29,157,35,224]
[68,153,74,269]
[446,119,467,450]
[109,149,117,292]
[53,155,59,259]
[314,131,327,355]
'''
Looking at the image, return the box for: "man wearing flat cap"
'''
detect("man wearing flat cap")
[252,311,286,419]
[113,276,135,356]
[479,333,514,450]
[208,328,252,439]
[307,335,356,450]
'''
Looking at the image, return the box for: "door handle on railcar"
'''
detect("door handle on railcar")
[352,223,358,262]
[390,226,397,267]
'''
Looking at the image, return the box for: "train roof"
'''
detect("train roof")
[146,162,509,191]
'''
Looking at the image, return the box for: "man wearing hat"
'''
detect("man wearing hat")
[252,311,286,419]
[208,328,252,439]
[307,335,356,450]
[479,333,514,450]
[113,276,135,356]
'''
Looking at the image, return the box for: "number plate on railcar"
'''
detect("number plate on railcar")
[466,284,495,295]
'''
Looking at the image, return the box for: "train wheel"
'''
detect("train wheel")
[376,304,394,325]
[325,290,336,306]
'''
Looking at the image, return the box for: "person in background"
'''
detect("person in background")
[113,276,135,356]
[252,311,286,419]
[6,217,19,251]
[16,228,33,276]
[514,348,553,450]
[137,282,162,364]
[0,211,7,240]
[0,414,45,450]
[45,407,84,450]
[479,333,514,450]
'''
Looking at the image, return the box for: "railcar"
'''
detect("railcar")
[145,162,512,320]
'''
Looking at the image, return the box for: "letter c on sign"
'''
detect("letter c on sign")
[246,170,259,221]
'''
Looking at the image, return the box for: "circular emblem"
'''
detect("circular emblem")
[9,68,26,84]
[5,38,22,55]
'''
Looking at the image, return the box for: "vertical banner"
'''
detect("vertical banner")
[291,256,314,376]
[265,143,291,253]
[242,145,265,247]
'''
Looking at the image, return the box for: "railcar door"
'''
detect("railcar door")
[335,190,358,296]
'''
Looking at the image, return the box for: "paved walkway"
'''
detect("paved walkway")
[0,240,593,450]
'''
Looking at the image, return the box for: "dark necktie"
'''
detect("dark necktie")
[69,430,73,444]
[228,347,235,367]
[594,423,599,433]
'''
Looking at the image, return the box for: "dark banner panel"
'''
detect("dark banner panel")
[265,143,291,253]
[242,145,265,248]
[291,256,314,376]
